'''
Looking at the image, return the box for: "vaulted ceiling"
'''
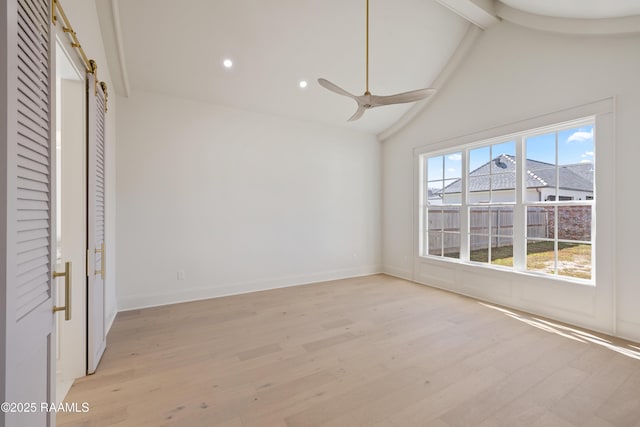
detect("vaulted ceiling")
[96,0,640,135]
[500,0,640,19]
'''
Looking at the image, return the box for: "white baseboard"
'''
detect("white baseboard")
[382,265,412,281]
[117,265,382,312]
[617,319,640,344]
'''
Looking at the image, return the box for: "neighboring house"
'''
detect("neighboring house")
[431,154,594,204]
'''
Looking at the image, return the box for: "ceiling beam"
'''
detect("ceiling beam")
[496,3,640,36]
[435,0,500,30]
[95,0,131,97]
[110,0,131,97]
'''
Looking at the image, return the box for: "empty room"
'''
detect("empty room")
[1,0,640,426]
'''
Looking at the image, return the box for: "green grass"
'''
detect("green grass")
[525,241,591,280]
[469,245,514,266]
[459,241,592,280]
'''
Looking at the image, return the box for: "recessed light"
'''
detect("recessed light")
[223,59,233,68]
[299,80,308,89]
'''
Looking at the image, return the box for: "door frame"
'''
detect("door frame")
[54,35,88,400]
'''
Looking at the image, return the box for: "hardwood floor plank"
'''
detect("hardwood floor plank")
[596,370,640,427]
[321,318,354,330]
[236,343,283,361]
[57,274,640,427]
[550,353,637,425]
[301,332,360,352]
[283,365,430,426]
[583,416,621,427]
[531,411,577,427]
[440,340,588,426]
[476,401,547,427]
[385,366,507,426]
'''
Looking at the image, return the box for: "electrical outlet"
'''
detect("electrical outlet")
[177,270,184,280]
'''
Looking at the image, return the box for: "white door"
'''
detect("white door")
[86,71,107,374]
[1,0,56,426]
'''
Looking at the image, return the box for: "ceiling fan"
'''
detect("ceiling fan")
[318,0,436,121]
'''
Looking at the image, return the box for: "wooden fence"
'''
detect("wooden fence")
[429,207,550,253]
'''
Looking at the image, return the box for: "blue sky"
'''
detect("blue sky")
[527,125,594,166]
[428,125,594,183]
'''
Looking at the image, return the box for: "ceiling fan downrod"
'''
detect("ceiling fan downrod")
[317,0,436,121]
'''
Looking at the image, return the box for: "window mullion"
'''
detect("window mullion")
[441,156,445,257]
[460,150,469,261]
[513,136,525,270]
[554,205,559,275]
[554,132,559,275]
[419,156,424,256]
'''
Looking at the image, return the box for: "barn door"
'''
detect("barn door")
[86,70,106,374]
[1,0,56,425]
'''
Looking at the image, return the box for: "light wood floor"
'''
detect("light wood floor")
[58,274,640,427]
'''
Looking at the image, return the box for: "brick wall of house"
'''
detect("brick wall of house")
[529,205,592,241]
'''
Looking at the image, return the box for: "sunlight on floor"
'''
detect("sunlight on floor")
[478,302,640,360]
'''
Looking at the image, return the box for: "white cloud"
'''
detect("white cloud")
[568,128,593,143]
[448,153,462,161]
[447,168,457,173]
[580,159,593,163]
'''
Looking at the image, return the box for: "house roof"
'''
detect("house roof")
[439,154,593,194]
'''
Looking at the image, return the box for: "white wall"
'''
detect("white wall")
[382,22,640,342]
[60,0,118,330]
[116,91,381,310]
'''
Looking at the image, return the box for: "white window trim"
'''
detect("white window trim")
[413,98,615,288]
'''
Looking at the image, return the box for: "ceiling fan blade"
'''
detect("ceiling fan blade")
[347,106,366,122]
[320,0,434,122]
[371,88,436,106]
[318,78,357,99]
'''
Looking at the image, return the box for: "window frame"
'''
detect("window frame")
[418,117,596,284]
[466,139,518,268]
[420,151,463,259]
[522,121,595,280]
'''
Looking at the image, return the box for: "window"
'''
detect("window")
[468,141,516,266]
[422,152,462,258]
[419,118,595,282]
[525,125,594,280]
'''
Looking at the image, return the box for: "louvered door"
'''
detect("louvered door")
[87,72,106,374]
[2,0,55,425]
